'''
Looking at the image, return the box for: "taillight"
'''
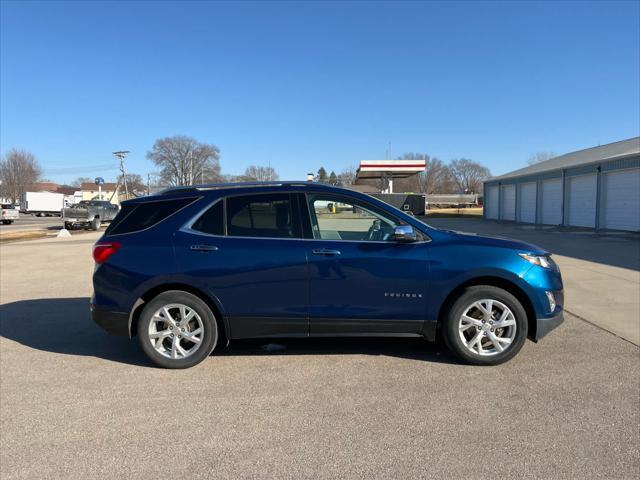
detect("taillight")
[93,242,122,264]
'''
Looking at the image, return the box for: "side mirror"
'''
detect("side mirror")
[394,225,417,242]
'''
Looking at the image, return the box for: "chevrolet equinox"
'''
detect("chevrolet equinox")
[91,182,564,368]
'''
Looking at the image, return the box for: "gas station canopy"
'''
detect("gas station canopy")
[355,159,427,193]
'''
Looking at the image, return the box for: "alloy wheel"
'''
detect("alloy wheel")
[148,303,205,360]
[458,299,517,356]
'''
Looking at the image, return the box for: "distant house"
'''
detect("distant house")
[26,181,61,192]
[79,182,120,204]
[56,185,78,196]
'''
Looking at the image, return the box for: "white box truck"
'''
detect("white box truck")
[21,191,65,217]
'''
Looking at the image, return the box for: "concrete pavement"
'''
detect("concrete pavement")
[1,231,638,479]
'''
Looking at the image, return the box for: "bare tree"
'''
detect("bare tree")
[528,151,556,165]
[118,173,147,196]
[0,149,42,204]
[448,158,491,194]
[243,165,279,182]
[337,165,357,186]
[72,177,93,187]
[146,136,221,186]
[395,153,455,194]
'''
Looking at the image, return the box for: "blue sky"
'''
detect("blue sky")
[1,0,639,184]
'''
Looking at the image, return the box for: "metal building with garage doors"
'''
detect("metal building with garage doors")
[483,137,640,231]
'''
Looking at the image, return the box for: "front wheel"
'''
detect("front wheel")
[443,286,528,366]
[137,291,219,368]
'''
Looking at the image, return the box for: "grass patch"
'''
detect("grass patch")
[0,231,54,243]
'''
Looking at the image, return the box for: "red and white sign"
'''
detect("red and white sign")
[358,159,427,173]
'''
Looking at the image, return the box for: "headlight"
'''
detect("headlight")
[519,253,556,269]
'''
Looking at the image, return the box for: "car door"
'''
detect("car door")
[302,192,429,335]
[173,192,309,339]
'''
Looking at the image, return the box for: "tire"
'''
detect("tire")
[443,286,528,366]
[90,217,101,230]
[64,222,74,230]
[2,220,10,225]
[137,291,219,369]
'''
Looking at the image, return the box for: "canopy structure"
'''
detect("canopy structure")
[355,160,427,193]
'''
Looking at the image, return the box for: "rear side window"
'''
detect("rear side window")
[191,200,224,235]
[106,197,197,235]
[226,193,299,238]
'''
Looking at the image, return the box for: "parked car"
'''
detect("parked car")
[1,204,19,224]
[62,200,119,230]
[91,182,564,368]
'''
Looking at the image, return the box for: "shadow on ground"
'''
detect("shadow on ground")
[0,298,461,366]
[0,298,150,367]
[421,217,640,271]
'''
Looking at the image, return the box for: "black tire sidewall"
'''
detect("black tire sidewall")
[444,286,528,366]
[137,291,218,369]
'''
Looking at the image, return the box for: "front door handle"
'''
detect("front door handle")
[312,248,341,256]
[190,244,219,252]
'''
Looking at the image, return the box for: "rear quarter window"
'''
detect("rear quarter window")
[105,197,197,235]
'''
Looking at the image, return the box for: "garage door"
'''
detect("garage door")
[602,168,640,231]
[486,186,499,219]
[501,185,516,221]
[518,182,536,223]
[567,174,597,228]
[541,179,562,225]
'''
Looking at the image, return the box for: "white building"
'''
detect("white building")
[483,137,640,232]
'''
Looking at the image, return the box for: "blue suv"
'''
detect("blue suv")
[91,182,564,368]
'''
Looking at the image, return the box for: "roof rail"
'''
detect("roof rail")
[158,181,336,195]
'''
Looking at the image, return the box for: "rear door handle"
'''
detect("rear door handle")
[190,244,219,252]
[312,248,341,256]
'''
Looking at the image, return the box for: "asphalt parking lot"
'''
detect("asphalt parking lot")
[0,214,62,233]
[1,222,639,479]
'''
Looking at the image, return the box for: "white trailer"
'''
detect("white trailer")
[20,191,65,216]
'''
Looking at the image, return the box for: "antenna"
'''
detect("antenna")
[113,151,130,196]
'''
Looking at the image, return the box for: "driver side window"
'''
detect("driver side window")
[308,195,399,242]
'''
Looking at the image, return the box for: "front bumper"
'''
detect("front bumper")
[92,308,129,336]
[534,311,564,341]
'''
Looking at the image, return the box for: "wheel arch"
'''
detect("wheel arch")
[436,276,537,340]
[128,283,229,345]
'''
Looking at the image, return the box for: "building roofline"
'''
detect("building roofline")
[485,137,640,183]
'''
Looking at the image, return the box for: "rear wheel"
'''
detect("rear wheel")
[137,291,218,369]
[443,286,528,365]
[90,217,101,230]
[1,220,11,225]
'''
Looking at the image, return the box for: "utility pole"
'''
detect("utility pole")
[147,173,151,196]
[113,151,130,197]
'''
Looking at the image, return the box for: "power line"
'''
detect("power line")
[43,163,118,174]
